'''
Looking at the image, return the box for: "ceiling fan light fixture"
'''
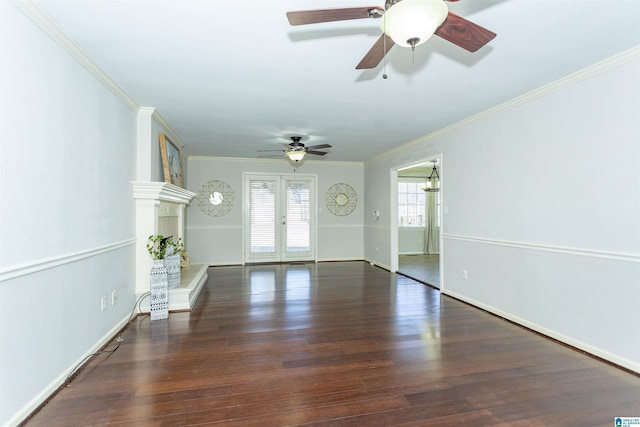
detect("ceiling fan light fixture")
[381,0,448,48]
[286,150,306,162]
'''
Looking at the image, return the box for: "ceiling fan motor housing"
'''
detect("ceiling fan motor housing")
[289,136,305,151]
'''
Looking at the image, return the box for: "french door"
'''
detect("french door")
[244,174,316,263]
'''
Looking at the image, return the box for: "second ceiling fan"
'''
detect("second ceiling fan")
[259,136,332,163]
[286,0,496,69]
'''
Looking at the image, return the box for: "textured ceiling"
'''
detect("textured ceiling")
[30,0,640,162]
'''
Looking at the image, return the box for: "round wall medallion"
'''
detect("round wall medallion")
[325,183,357,216]
[196,180,234,217]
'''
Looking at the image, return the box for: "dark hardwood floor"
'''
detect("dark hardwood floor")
[24,262,640,426]
[398,254,440,288]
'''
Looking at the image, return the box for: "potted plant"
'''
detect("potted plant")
[147,235,188,266]
[147,235,182,290]
[146,235,172,260]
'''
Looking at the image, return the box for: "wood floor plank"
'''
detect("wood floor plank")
[22,262,640,426]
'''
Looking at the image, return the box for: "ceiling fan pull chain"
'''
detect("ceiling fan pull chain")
[382,17,388,79]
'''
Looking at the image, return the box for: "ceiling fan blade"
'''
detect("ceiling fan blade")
[435,12,496,52]
[306,150,328,156]
[306,144,332,150]
[356,34,395,69]
[257,149,285,152]
[287,7,383,26]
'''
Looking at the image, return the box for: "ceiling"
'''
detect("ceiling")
[30,0,640,163]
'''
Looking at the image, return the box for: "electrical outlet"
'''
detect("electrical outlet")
[101,296,107,311]
[111,290,118,306]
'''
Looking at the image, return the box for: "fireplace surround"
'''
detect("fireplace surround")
[131,181,207,311]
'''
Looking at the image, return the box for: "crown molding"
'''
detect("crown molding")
[151,109,186,150]
[10,0,189,154]
[365,46,640,165]
[11,0,140,112]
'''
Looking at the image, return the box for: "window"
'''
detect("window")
[398,182,426,227]
[398,181,441,228]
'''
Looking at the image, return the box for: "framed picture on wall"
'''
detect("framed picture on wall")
[159,133,184,188]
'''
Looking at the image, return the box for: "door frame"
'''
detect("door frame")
[242,172,318,264]
[390,154,444,289]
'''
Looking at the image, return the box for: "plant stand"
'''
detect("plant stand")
[150,259,169,321]
[165,253,181,290]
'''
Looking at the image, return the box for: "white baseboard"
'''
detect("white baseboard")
[363,258,391,271]
[442,289,640,374]
[7,315,131,427]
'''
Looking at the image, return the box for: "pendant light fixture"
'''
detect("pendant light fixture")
[422,161,440,192]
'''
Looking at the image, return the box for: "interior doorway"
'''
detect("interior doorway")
[393,157,442,289]
[244,174,316,263]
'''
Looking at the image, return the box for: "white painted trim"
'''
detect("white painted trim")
[10,0,140,113]
[7,314,132,427]
[150,109,186,150]
[318,224,364,229]
[136,108,155,182]
[365,224,390,231]
[187,270,208,308]
[9,2,188,159]
[363,258,391,271]
[316,257,366,263]
[443,233,639,263]
[131,181,196,204]
[365,46,640,165]
[442,289,640,374]
[187,225,242,231]
[0,239,136,282]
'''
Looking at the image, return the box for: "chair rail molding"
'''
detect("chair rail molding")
[442,233,639,263]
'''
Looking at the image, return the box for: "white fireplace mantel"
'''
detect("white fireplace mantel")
[132,181,196,204]
[131,181,207,311]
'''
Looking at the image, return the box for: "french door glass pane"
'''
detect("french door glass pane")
[249,180,276,258]
[285,181,310,254]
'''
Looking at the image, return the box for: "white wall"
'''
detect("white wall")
[0,3,637,425]
[0,3,138,425]
[186,157,364,265]
[364,50,640,372]
[398,228,425,254]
